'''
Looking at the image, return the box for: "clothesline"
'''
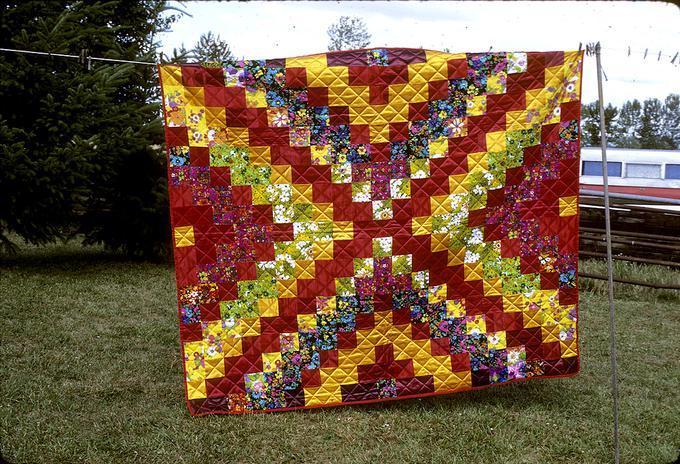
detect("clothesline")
[1,45,678,68]
[0,47,156,66]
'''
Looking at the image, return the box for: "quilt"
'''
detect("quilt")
[159,48,583,415]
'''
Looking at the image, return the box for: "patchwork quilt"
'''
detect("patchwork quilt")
[159,48,583,415]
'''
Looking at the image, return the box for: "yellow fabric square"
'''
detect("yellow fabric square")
[285,53,327,69]
[304,384,342,407]
[312,203,334,222]
[227,127,249,147]
[412,216,432,236]
[483,278,503,296]
[467,152,488,173]
[295,260,315,279]
[292,183,313,203]
[183,87,205,106]
[370,123,391,144]
[333,221,353,240]
[277,279,297,298]
[430,195,451,215]
[174,226,195,247]
[204,356,225,379]
[503,294,525,312]
[160,65,183,86]
[204,107,226,128]
[464,262,484,281]
[312,240,334,260]
[270,165,292,184]
[222,337,242,357]
[186,378,207,400]
[240,317,261,337]
[506,110,532,131]
[559,196,578,216]
[250,146,271,165]
[431,233,449,252]
[447,247,466,266]
[486,131,507,152]
[523,310,543,328]
[258,298,279,317]
[561,340,578,358]
[542,325,561,343]
[449,174,469,194]
[307,66,349,87]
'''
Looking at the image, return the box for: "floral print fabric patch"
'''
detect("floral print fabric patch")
[159,48,583,415]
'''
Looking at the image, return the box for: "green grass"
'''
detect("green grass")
[1,240,679,464]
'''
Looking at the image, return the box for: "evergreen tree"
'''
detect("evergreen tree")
[661,94,680,149]
[327,16,371,51]
[580,101,618,147]
[639,98,670,149]
[192,32,233,64]
[0,1,181,257]
[614,99,642,148]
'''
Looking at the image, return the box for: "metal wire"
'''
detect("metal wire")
[0,47,157,66]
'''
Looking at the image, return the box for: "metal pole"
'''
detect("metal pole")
[594,42,621,464]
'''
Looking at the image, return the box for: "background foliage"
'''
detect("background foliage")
[327,15,371,51]
[580,95,680,149]
[0,0,178,257]
[0,2,230,258]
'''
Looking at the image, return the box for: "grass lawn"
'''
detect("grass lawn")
[1,240,679,463]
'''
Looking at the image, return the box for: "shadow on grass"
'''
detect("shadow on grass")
[0,237,171,270]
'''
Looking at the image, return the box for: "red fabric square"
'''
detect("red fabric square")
[285,67,307,88]
[190,147,210,166]
[329,106,350,126]
[308,87,329,107]
[369,85,389,105]
[448,59,467,79]
[389,122,409,142]
[428,80,449,101]
[409,101,429,120]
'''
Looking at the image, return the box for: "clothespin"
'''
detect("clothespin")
[643,48,648,59]
[658,50,662,61]
[79,48,91,70]
[627,46,631,56]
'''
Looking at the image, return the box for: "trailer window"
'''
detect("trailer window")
[626,163,661,179]
[581,161,622,177]
[666,164,680,179]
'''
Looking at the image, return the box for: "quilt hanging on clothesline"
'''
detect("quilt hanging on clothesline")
[159,48,583,416]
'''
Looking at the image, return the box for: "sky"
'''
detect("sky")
[159,1,680,105]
